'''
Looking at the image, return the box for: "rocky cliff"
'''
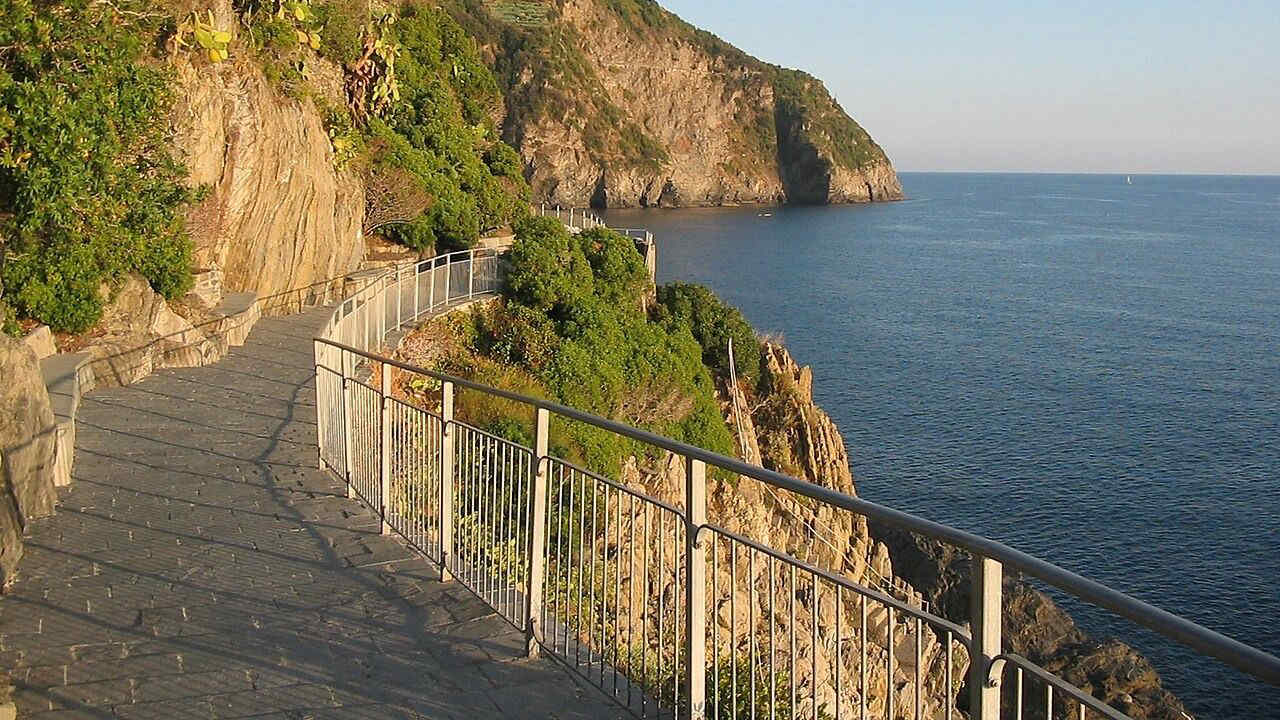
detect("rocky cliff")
[173,3,365,302]
[72,2,366,387]
[616,342,962,719]
[871,525,1191,719]
[0,337,57,586]
[450,0,903,207]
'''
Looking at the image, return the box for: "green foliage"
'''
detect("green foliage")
[364,3,530,251]
[657,283,761,385]
[382,214,437,252]
[504,216,593,312]
[468,218,733,476]
[312,0,365,66]
[0,0,194,332]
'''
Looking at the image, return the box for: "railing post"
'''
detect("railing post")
[444,256,451,305]
[468,249,475,300]
[377,281,386,347]
[379,363,392,536]
[684,456,707,720]
[970,555,1003,720]
[525,407,550,658]
[429,258,437,312]
[314,340,324,470]
[413,263,421,322]
[439,380,455,581]
[395,269,403,331]
[341,350,354,500]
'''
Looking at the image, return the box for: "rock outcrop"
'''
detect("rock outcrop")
[172,3,364,305]
[871,525,1191,719]
[612,342,962,719]
[0,337,57,586]
[454,0,902,208]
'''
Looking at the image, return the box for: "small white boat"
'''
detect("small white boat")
[1126,175,1133,185]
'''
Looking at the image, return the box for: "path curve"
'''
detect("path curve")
[2,309,625,719]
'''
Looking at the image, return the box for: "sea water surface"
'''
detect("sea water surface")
[607,173,1280,718]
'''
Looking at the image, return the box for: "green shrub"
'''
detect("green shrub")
[504,217,593,312]
[476,218,734,476]
[0,0,193,332]
[657,283,761,384]
[364,3,530,251]
[314,0,366,66]
[383,215,437,253]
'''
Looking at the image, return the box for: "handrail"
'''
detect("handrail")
[316,333,1280,687]
[312,232,1280,720]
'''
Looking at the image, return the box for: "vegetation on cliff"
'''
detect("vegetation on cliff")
[0,0,535,332]
[441,0,900,206]
[417,216,736,475]
[0,0,194,333]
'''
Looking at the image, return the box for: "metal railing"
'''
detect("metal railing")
[538,202,606,230]
[312,241,1280,720]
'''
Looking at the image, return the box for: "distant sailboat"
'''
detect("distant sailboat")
[1126,175,1133,185]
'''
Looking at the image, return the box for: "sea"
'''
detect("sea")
[606,173,1280,719]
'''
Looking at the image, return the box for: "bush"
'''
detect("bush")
[1,0,193,332]
[314,0,366,67]
[504,217,593,312]
[365,3,530,251]
[657,283,761,384]
[483,218,735,475]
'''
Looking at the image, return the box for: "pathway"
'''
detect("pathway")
[1,309,625,719]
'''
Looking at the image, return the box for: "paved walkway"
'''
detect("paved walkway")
[2,310,625,719]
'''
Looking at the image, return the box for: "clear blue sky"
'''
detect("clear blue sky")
[660,0,1279,174]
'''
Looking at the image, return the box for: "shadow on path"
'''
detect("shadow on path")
[2,311,625,719]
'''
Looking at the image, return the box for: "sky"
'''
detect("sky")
[660,0,1280,174]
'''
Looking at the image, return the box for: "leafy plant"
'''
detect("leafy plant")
[657,283,761,384]
[1,0,194,332]
[173,10,233,63]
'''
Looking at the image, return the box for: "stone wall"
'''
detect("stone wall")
[0,337,57,587]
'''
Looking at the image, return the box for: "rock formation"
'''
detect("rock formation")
[871,524,1191,719]
[172,26,365,304]
[0,337,57,586]
[613,342,963,719]
[452,0,903,208]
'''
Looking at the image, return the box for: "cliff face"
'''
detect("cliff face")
[872,525,1191,719]
[617,342,962,719]
[173,36,365,301]
[72,2,366,387]
[452,0,902,207]
[0,337,56,586]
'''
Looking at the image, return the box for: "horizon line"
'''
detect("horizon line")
[896,169,1280,177]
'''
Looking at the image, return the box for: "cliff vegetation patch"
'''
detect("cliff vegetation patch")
[0,0,195,333]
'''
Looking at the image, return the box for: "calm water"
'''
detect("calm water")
[607,173,1280,718]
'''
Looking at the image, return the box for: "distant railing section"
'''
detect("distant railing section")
[312,239,1280,720]
[538,202,606,230]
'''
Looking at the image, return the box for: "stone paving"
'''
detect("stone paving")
[2,310,627,719]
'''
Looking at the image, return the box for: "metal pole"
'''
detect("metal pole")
[314,340,325,469]
[395,268,403,331]
[970,555,1003,720]
[526,407,550,657]
[444,256,451,306]
[413,262,421,321]
[341,350,354,500]
[429,258,436,312]
[380,363,392,535]
[685,456,707,720]
[439,380,455,582]
[468,249,475,300]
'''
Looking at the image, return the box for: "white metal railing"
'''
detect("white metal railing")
[312,240,1280,720]
[538,202,606,230]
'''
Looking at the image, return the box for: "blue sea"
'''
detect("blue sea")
[607,173,1280,719]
